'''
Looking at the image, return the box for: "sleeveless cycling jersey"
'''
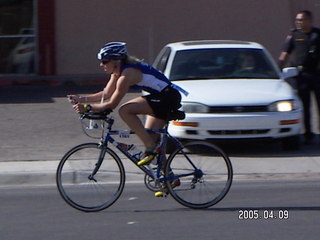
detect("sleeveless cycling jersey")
[121,62,171,94]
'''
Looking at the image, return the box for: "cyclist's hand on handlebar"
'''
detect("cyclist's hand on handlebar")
[67,95,80,105]
[73,103,85,114]
[72,101,112,115]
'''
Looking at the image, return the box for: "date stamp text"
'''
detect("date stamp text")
[238,209,289,220]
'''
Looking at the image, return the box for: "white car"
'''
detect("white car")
[7,28,35,74]
[153,40,302,150]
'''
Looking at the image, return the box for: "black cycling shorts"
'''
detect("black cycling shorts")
[143,87,182,121]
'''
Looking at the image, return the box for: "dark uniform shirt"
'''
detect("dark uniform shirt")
[282,27,320,73]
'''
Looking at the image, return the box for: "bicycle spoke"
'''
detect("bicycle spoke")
[165,141,233,209]
[56,143,125,212]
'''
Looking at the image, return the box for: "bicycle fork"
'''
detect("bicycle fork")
[88,146,107,182]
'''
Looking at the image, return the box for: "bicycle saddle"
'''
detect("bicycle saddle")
[166,110,185,121]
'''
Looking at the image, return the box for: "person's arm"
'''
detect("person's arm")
[82,74,118,103]
[67,89,104,104]
[278,51,289,69]
[90,68,141,112]
[91,75,130,111]
[278,33,294,69]
[67,74,118,104]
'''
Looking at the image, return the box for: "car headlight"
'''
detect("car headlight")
[182,102,209,113]
[268,100,298,112]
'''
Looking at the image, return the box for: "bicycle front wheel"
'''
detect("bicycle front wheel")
[165,141,233,209]
[56,143,125,212]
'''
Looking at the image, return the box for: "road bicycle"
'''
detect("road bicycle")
[56,110,233,212]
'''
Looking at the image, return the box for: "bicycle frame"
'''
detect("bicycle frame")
[57,113,233,211]
[96,117,184,183]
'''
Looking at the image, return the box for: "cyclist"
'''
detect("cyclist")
[68,42,185,165]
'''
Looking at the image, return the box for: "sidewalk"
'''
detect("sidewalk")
[1,154,320,186]
[1,85,320,186]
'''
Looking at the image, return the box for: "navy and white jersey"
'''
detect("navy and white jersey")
[121,62,171,93]
[121,61,189,96]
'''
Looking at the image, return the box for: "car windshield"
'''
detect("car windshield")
[169,48,279,81]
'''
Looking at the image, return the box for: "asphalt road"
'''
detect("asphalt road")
[0,179,319,240]
[0,84,145,163]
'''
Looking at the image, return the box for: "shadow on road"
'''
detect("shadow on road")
[0,84,104,104]
[209,135,320,158]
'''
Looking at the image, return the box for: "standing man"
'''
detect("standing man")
[279,10,320,144]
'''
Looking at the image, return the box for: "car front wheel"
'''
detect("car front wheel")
[281,135,301,151]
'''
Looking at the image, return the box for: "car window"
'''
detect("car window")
[153,47,171,73]
[169,48,279,81]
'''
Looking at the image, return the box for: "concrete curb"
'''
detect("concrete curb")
[1,171,319,187]
[1,157,320,186]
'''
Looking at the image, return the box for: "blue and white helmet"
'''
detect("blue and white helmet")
[97,42,127,61]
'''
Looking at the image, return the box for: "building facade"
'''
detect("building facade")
[0,0,319,83]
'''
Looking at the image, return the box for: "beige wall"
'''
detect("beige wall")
[55,0,320,75]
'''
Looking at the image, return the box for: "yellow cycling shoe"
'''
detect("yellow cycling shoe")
[137,153,156,166]
[155,179,181,197]
[155,191,165,197]
[137,147,162,166]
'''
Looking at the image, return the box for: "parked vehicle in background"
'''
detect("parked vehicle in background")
[6,28,35,74]
[153,40,302,150]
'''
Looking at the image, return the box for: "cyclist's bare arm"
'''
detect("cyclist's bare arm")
[90,68,141,111]
[67,74,118,104]
[84,74,118,103]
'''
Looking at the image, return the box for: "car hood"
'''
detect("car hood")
[173,79,296,105]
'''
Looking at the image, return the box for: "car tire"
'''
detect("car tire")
[281,135,300,151]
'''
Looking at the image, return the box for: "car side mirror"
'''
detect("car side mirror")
[280,67,299,79]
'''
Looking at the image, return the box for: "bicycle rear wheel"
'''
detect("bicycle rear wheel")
[56,143,125,212]
[165,141,233,209]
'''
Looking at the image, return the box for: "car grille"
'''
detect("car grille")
[208,129,270,135]
[208,105,268,113]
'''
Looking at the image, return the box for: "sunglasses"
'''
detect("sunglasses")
[101,60,110,64]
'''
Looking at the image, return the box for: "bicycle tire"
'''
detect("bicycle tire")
[56,143,125,212]
[164,141,233,209]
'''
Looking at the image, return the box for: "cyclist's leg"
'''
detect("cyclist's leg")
[143,115,167,162]
[121,88,179,148]
[119,97,167,165]
[118,96,156,150]
[145,115,166,142]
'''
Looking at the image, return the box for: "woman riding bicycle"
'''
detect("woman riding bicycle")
[68,42,184,165]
